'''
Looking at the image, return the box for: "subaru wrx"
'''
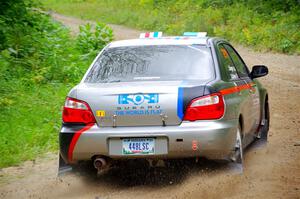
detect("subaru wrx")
[59,32,269,173]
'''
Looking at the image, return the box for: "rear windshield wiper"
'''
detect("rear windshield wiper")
[107,80,121,83]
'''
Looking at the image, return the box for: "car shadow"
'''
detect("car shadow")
[67,139,267,188]
[71,158,228,187]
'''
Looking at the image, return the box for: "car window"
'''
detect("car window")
[84,45,215,83]
[223,44,249,78]
[217,44,239,80]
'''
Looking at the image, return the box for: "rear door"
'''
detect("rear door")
[216,43,253,142]
[223,44,260,139]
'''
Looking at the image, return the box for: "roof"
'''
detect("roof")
[108,37,210,48]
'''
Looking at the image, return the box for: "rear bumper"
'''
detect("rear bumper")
[59,119,238,164]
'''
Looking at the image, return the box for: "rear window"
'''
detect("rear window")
[84,45,214,83]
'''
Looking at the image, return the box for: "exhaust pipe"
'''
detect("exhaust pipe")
[93,157,107,170]
[93,156,113,176]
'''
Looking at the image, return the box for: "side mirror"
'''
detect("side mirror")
[250,65,268,79]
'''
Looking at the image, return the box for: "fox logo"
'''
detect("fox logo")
[118,93,159,105]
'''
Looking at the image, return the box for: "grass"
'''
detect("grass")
[0,82,72,168]
[42,0,300,54]
[0,2,113,168]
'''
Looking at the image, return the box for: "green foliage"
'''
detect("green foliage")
[76,23,113,55]
[0,0,113,167]
[1,1,78,83]
[43,0,300,54]
[76,22,113,61]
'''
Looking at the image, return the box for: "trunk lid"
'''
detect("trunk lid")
[75,81,207,127]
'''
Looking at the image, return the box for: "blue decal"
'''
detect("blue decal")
[118,93,159,105]
[177,87,184,120]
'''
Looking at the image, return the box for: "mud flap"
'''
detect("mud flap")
[58,153,72,176]
[228,149,244,174]
[228,127,243,174]
[228,154,243,174]
[254,119,269,148]
[254,135,267,148]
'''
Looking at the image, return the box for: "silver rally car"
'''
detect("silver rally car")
[59,32,269,173]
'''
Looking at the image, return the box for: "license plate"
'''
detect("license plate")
[122,138,155,155]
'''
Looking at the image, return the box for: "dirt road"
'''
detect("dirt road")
[1,14,299,199]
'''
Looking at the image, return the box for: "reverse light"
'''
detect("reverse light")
[183,93,224,121]
[62,97,96,124]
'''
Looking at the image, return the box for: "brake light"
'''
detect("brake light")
[183,93,224,121]
[62,97,96,124]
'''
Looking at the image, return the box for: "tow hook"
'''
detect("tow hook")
[160,114,168,126]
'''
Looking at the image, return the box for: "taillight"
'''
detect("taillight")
[62,97,96,124]
[183,93,224,121]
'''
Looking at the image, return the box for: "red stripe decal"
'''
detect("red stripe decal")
[220,86,240,95]
[68,124,94,163]
[145,32,150,38]
[220,83,253,95]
